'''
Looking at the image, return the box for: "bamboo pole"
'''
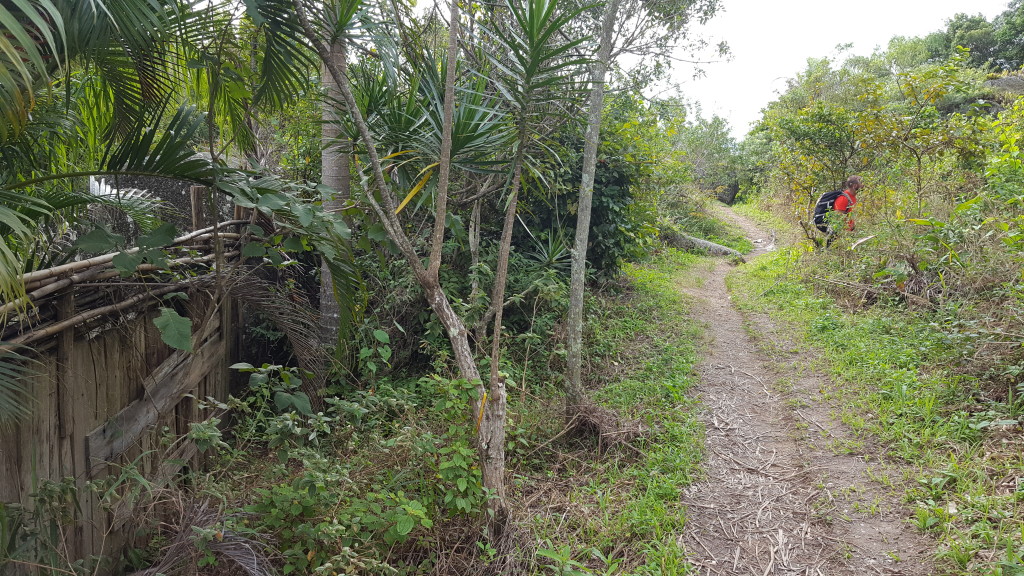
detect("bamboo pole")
[2,282,191,350]
[19,221,246,284]
[3,250,240,317]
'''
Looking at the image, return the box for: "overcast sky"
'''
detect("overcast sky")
[673,0,1013,139]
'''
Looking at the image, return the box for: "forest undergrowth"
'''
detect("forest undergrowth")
[62,248,710,576]
[728,206,1024,575]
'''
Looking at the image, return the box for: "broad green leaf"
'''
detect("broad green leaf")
[138,223,177,249]
[257,193,288,210]
[367,224,388,242]
[75,227,124,253]
[372,329,390,344]
[395,515,415,536]
[154,308,193,352]
[274,391,312,415]
[112,251,145,275]
[242,242,267,258]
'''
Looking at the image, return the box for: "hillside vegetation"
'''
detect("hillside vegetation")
[722,6,1024,573]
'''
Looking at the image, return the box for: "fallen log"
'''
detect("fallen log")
[661,230,746,262]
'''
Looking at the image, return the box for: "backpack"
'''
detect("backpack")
[812,188,852,227]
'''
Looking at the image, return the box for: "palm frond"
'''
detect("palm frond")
[0,0,65,141]
[248,0,318,109]
[417,63,513,173]
[0,191,54,309]
[101,105,212,181]
[0,348,38,430]
[478,0,595,114]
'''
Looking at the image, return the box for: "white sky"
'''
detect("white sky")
[673,0,1013,140]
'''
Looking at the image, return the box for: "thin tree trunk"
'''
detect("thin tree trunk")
[566,0,621,406]
[320,37,350,343]
[482,139,525,528]
[440,1,509,528]
[470,197,486,349]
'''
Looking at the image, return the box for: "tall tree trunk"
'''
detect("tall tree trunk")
[566,0,621,406]
[319,37,350,344]
[437,1,508,529]
[481,137,526,530]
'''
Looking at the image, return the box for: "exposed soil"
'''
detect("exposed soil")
[677,207,936,575]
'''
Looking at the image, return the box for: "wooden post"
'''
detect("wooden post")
[190,186,211,231]
[55,292,84,561]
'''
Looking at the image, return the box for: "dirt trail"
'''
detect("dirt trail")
[677,207,935,575]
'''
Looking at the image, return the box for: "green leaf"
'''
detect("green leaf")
[367,223,388,242]
[953,196,982,214]
[257,193,288,210]
[112,251,145,275]
[274,391,313,416]
[153,308,193,352]
[137,223,177,249]
[282,236,304,252]
[373,330,390,344]
[75,226,124,253]
[906,218,941,227]
[242,242,266,258]
[395,515,414,536]
[294,204,314,227]
[229,362,255,370]
[332,219,351,240]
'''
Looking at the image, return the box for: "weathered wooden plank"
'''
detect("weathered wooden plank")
[85,336,224,475]
[57,294,74,439]
[71,330,97,557]
[0,404,22,501]
[55,296,77,564]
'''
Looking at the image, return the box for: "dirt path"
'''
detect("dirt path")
[676,207,935,575]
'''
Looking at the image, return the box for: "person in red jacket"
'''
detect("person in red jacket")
[832,175,862,232]
[813,175,863,245]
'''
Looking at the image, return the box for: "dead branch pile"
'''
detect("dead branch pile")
[2,221,247,348]
[566,399,650,455]
[128,497,278,576]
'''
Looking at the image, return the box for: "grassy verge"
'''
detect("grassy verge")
[674,209,754,254]
[731,202,793,237]
[728,246,1024,575]
[525,248,705,575]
